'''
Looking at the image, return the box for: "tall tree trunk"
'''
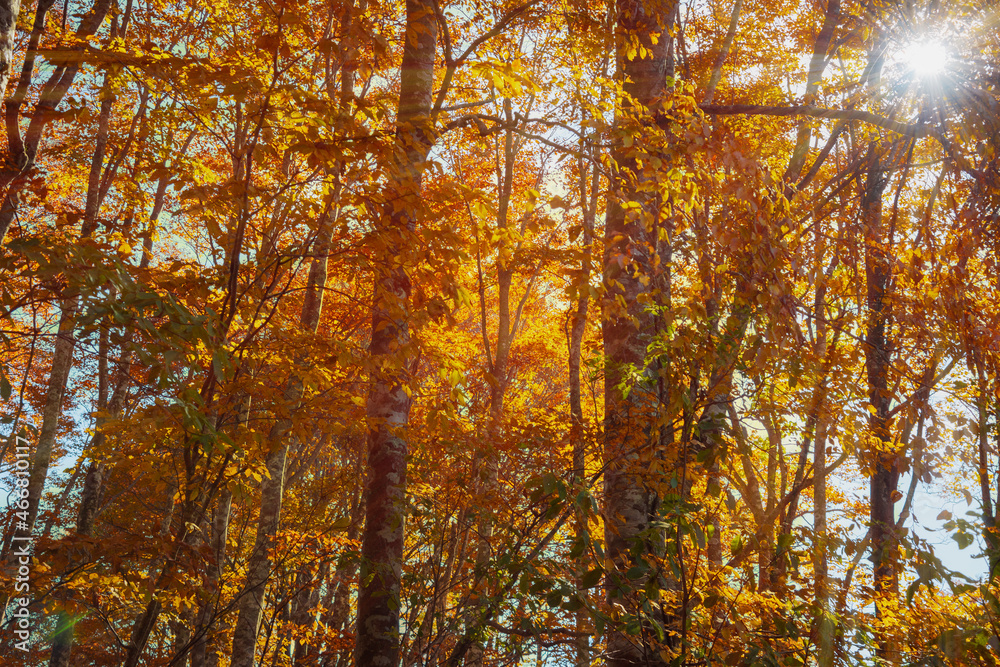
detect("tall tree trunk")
[46,82,155,655]
[603,1,676,664]
[227,23,358,650]
[48,343,130,667]
[0,0,54,245]
[171,610,195,667]
[862,142,896,665]
[125,206,251,666]
[14,298,76,546]
[814,411,833,667]
[466,97,538,667]
[354,1,435,665]
[569,135,598,667]
[315,484,364,667]
[229,201,338,667]
[812,235,834,667]
[289,563,325,664]
[783,0,840,183]
[229,429,293,667]
[701,0,741,104]
[211,7,366,664]
[40,457,85,540]
[7,15,121,550]
[191,488,234,667]
[975,358,999,580]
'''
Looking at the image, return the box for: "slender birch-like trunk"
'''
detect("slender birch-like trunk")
[466,97,538,667]
[812,232,834,667]
[228,6,360,655]
[48,322,130,667]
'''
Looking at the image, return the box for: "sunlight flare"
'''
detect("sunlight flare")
[899,39,950,77]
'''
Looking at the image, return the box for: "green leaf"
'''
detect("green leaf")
[580,568,603,589]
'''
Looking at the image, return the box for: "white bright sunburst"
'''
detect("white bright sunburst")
[898,39,950,78]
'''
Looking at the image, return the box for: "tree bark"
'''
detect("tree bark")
[311,482,364,667]
[812,236,834,667]
[0,0,53,245]
[465,96,539,667]
[0,0,22,111]
[603,1,677,664]
[784,0,840,183]
[977,358,1000,581]
[354,2,435,665]
[289,563,324,665]
[861,142,897,665]
[701,0,741,104]
[229,432,292,667]
[17,298,77,543]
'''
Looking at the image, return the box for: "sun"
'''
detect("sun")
[899,39,950,78]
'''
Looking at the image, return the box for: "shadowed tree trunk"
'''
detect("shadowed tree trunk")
[783,0,840,183]
[975,350,1000,582]
[15,299,77,544]
[603,0,677,664]
[812,233,835,667]
[226,6,365,652]
[862,140,897,665]
[464,96,541,667]
[0,0,53,246]
[228,426,293,667]
[318,493,364,667]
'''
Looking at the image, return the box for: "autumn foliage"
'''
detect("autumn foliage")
[1,0,1000,666]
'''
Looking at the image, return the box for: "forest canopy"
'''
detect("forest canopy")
[1,0,1000,665]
